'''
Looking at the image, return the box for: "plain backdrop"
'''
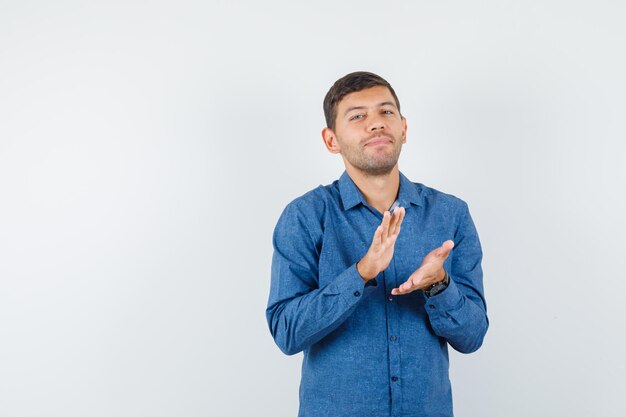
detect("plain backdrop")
[1,1,625,416]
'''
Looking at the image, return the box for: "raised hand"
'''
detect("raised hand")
[356,207,406,282]
[391,240,454,295]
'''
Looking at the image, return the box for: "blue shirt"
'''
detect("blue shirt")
[266,170,488,417]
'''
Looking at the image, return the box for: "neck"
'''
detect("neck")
[345,164,400,215]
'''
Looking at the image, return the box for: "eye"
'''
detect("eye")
[350,114,364,121]
[382,110,394,115]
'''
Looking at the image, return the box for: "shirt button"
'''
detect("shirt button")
[353,291,361,297]
[391,376,399,382]
[429,304,436,309]
[390,335,397,341]
[388,296,393,301]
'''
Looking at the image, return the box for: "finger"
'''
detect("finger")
[399,281,412,293]
[388,209,400,238]
[424,240,454,263]
[388,206,404,237]
[393,207,405,235]
[370,225,383,250]
[381,211,391,241]
[391,283,409,295]
[392,281,416,296]
[438,240,455,259]
[408,273,421,290]
[393,271,421,295]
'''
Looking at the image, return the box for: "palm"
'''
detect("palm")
[391,240,455,295]
[357,207,406,281]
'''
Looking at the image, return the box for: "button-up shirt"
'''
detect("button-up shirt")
[266,170,488,417]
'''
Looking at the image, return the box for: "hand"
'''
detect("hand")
[357,207,406,282]
[391,240,454,295]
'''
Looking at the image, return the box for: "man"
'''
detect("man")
[266,71,488,417]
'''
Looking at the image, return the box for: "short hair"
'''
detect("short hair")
[323,71,401,130]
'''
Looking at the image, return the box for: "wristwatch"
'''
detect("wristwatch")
[424,269,450,298]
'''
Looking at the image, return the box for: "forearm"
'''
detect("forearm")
[266,263,374,355]
[424,278,489,353]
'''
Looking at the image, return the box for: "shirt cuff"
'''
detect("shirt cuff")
[329,263,378,307]
[424,275,462,312]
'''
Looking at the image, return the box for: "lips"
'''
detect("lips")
[365,136,393,147]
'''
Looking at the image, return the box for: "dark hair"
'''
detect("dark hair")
[323,71,401,130]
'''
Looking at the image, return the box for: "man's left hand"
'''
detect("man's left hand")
[391,240,454,295]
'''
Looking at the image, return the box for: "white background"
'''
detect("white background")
[1,1,625,416]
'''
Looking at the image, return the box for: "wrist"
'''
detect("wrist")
[435,268,446,283]
[424,269,450,298]
[356,259,377,282]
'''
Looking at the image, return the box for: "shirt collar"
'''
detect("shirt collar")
[338,170,423,211]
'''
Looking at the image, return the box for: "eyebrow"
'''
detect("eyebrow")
[344,101,397,116]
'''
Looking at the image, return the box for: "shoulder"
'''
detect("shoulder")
[272,183,338,253]
[274,182,337,235]
[420,183,468,209]
[279,184,332,220]
[407,180,471,224]
[409,182,478,242]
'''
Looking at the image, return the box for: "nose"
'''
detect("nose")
[367,114,386,132]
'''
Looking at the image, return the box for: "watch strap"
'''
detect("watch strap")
[424,269,450,298]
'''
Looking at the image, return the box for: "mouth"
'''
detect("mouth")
[365,136,393,147]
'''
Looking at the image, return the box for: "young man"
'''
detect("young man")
[266,72,488,417]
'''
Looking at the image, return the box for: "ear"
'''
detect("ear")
[401,116,407,144]
[321,127,341,154]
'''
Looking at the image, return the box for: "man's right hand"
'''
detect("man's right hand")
[356,206,406,282]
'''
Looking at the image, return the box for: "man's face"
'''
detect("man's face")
[322,85,407,176]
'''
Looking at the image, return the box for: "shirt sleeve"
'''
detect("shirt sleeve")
[266,203,377,355]
[424,202,489,353]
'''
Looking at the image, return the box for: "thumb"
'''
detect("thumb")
[439,240,454,257]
